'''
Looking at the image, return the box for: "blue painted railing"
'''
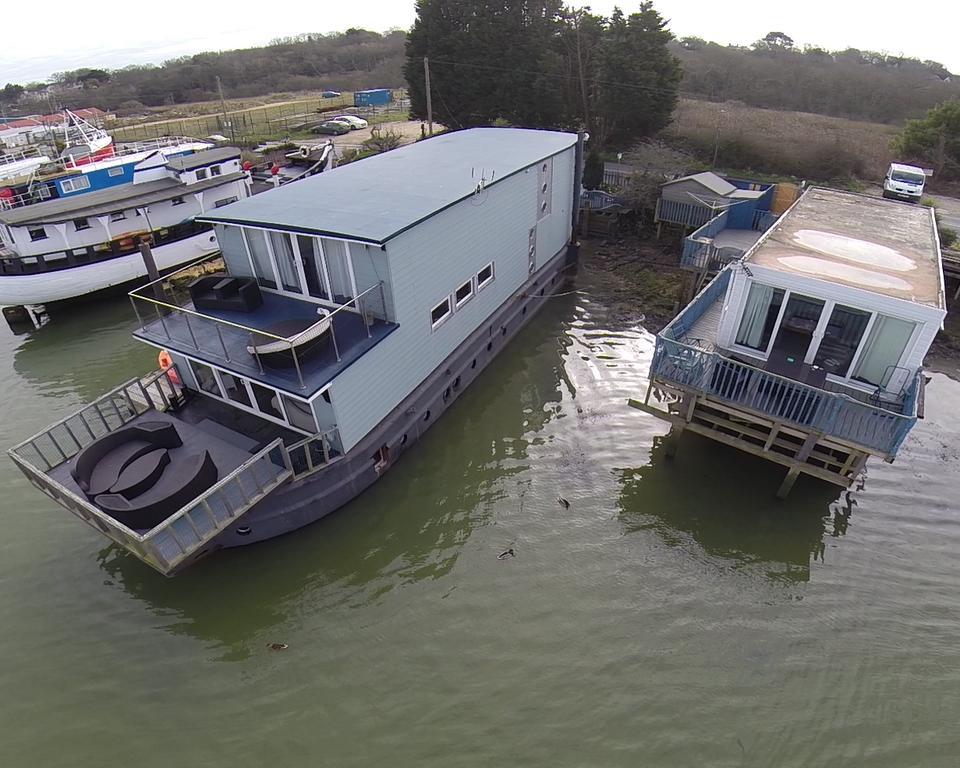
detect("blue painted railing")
[681,210,730,270]
[653,281,922,456]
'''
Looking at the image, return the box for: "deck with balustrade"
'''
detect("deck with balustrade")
[631,269,924,496]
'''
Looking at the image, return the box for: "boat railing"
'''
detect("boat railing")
[129,253,389,390]
[59,136,209,170]
[8,367,293,576]
[0,146,49,166]
[650,333,923,457]
[285,427,345,478]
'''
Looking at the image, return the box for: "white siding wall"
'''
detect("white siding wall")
[716,263,945,381]
[328,145,575,450]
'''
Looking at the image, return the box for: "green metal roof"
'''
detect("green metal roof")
[198,127,578,245]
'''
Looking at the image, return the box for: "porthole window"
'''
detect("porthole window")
[501,325,507,337]
[522,306,527,316]
[400,433,408,446]
[453,376,461,389]
[486,341,493,352]
[236,526,252,536]
[423,410,431,422]
[471,359,477,369]
[443,387,451,402]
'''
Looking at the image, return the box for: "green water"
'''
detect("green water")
[2,265,959,767]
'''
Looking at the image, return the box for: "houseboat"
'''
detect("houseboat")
[632,187,945,497]
[8,127,583,575]
[0,146,250,306]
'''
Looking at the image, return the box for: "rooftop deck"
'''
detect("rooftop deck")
[131,273,397,395]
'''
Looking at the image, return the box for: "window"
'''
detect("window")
[813,305,870,375]
[28,227,48,242]
[60,176,91,194]
[244,229,277,289]
[110,211,126,222]
[195,168,208,181]
[454,279,473,308]
[477,262,494,290]
[210,165,222,176]
[735,283,785,351]
[191,361,221,396]
[218,372,251,407]
[251,382,283,419]
[214,196,237,208]
[171,196,185,206]
[74,218,90,232]
[853,315,916,387]
[431,296,452,328]
[269,232,303,294]
[281,394,317,433]
[107,167,124,177]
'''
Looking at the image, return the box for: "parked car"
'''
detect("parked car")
[311,121,351,136]
[330,115,369,130]
[321,90,341,98]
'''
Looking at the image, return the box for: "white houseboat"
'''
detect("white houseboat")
[0,146,250,306]
[8,127,583,575]
[633,187,945,496]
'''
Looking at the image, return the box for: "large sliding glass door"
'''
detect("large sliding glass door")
[853,315,915,387]
[813,304,870,375]
[769,294,824,361]
[269,232,303,294]
[296,235,331,301]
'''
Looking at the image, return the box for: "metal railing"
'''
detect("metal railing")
[654,197,717,229]
[8,367,293,575]
[653,272,922,456]
[129,253,389,390]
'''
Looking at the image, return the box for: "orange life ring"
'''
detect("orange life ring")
[158,350,181,386]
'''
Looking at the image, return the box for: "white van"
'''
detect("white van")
[882,163,926,203]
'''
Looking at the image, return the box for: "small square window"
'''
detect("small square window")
[110,211,126,222]
[74,218,90,231]
[171,196,185,206]
[454,279,473,308]
[210,165,221,176]
[214,196,237,208]
[195,168,208,181]
[477,262,494,290]
[431,297,452,328]
[28,227,47,242]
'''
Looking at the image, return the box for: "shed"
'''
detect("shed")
[354,89,392,107]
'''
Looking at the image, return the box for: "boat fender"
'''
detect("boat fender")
[299,146,311,158]
[158,350,181,386]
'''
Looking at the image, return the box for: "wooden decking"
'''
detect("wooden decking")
[682,295,722,353]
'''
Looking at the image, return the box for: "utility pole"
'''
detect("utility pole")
[711,109,726,169]
[216,76,234,143]
[423,57,433,136]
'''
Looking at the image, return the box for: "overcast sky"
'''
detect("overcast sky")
[2,0,957,84]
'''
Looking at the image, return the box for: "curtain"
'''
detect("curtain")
[244,229,276,289]
[736,283,775,349]
[216,225,252,279]
[269,232,302,294]
[322,238,354,301]
[854,315,915,387]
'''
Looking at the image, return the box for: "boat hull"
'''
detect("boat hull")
[0,230,219,305]
[204,242,575,555]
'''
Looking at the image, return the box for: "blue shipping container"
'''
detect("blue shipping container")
[354,89,392,107]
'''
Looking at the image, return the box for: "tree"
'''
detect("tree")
[895,100,960,179]
[0,83,24,103]
[753,31,794,52]
[404,1,680,150]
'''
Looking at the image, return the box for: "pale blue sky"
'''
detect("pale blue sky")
[2,0,956,84]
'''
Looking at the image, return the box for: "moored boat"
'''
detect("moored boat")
[8,127,584,575]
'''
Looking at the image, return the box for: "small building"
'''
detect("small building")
[656,171,773,231]
[353,89,392,107]
[633,187,945,497]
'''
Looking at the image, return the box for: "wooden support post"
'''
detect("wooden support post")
[777,466,800,499]
[664,428,684,459]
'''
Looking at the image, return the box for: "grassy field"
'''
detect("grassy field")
[663,98,899,183]
[109,92,409,145]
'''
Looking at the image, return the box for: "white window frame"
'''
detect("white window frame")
[60,175,91,194]
[110,211,126,222]
[28,226,48,242]
[171,196,185,206]
[107,167,124,177]
[210,164,222,176]
[454,278,474,309]
[74,218,91,232]
[195,168,208,181]
[477,261,495,291]
[214,196,237,208]
[431,295,452,330]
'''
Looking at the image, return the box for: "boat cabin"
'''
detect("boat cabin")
[635,187,946,496]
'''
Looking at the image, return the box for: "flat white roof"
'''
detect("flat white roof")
[746,187,943,309]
